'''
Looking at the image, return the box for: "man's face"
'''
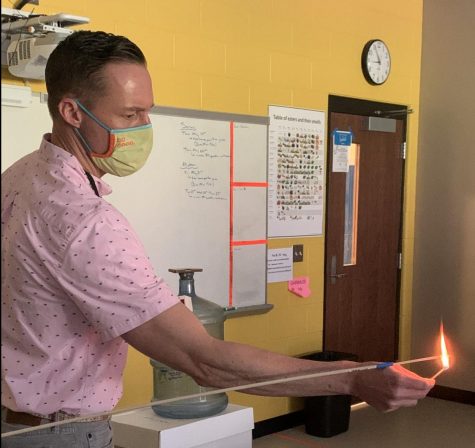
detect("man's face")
[79,62,154,155]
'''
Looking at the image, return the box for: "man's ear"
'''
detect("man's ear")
[57,98,82,127]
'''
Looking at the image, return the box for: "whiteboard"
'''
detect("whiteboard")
[1,91,52,168]
[107,114,231,307]
[1,86,268,309]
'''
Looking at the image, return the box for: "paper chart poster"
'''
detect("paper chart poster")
[268,105,325,237]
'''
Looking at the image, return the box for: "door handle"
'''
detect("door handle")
[330,255,347,284]
[330,273,347,279]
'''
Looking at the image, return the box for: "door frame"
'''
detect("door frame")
[323,95,409,359]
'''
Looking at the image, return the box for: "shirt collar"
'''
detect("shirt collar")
[39,134,113,197]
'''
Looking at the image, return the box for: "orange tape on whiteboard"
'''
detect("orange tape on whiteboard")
[231,239,267,246]
[229,121,234,307]
[232,181,268,187]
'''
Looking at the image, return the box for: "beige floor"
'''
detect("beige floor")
[253,398,475,448]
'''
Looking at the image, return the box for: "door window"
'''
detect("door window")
[343,143,360,266]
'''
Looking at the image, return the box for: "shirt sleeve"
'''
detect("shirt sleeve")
[58,205,180,341]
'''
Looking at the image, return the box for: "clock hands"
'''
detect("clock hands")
[369,46,381,66]
[375,46,382,64]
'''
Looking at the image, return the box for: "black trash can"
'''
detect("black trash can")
[300,351,358,438]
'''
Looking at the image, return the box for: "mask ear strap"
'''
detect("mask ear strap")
[75,100,112,132]
[74,125,117,158]
[74,127,94,153]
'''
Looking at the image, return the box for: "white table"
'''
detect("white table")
[112,404,254,448]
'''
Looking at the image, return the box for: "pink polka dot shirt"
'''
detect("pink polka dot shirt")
[1,135,179,416]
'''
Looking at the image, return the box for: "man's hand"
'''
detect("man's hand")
[351,363,435,412]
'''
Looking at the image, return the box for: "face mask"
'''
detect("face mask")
[74,100,153,177]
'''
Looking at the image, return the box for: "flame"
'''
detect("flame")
[440,322,450,369]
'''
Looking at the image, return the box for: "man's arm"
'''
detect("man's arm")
[122,303,434,412]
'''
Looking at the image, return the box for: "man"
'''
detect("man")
[1,31,434,447]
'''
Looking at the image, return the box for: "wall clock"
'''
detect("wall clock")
[361,39,391,85]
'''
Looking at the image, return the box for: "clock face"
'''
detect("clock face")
[362,40,391,85]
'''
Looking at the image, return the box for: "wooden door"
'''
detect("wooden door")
[324,112,404,362]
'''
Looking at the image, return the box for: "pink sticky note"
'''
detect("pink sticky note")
[288,276,311,298]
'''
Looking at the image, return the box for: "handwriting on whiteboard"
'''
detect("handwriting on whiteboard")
[179,122,229,201]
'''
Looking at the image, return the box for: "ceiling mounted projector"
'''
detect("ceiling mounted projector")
[7,31,70,80]
[2,8,89,80]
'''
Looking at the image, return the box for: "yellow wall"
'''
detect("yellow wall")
[2,0,423,422]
